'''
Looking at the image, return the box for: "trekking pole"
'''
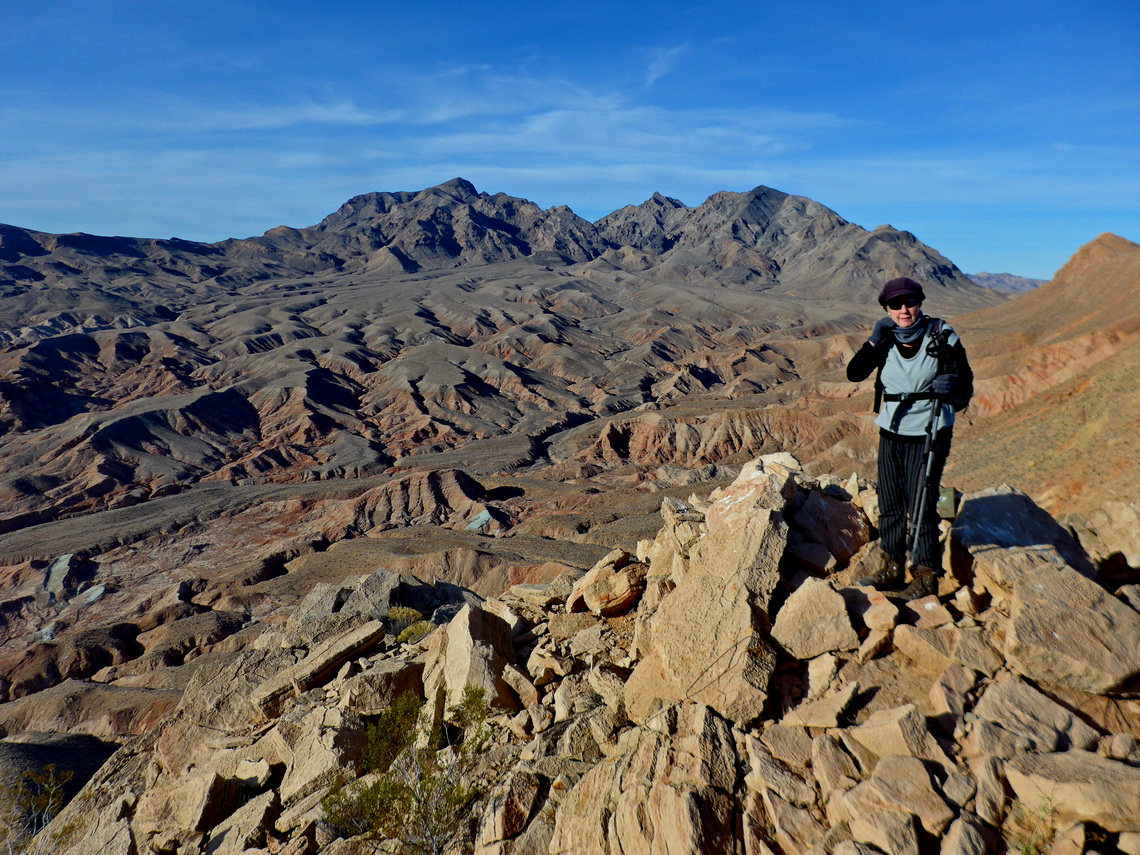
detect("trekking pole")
[908,395,941,566]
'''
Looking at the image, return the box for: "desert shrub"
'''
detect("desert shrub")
[0,764,75,854]
[363,691,422,774]
[397,620,434,645]
[320,686,488,854]
[386,607,423,638]
[388,757,474,855]
[447,684,490,752]
[320,775,409,841]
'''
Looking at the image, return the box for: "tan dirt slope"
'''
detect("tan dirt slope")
[946,233,1140,515]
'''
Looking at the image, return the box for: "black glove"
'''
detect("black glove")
[868,316,896,347]
[931,373,957,396]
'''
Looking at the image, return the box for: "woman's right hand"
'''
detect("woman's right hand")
[868,316,896,347]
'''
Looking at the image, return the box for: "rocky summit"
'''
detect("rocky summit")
[21,453,1140,855]
[0,181,1139,853]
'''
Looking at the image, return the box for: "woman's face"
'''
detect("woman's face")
[887,298,922,328]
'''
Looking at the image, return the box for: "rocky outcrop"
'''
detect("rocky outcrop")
[19,453,1140,854]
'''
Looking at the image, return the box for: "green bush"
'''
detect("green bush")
[448,684,490,753]
[320,686,489,854]
[321,775,409,841]
[363,691,421,774]
[397,620,435,645]
[386,607,424,638]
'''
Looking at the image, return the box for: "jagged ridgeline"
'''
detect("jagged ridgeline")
[0,178,1002,532]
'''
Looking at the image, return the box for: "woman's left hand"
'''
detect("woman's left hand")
[932,373,957,396]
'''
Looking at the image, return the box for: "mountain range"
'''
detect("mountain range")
[0,179,1136,694]
[1,181,1139,852]
[966,272,1045,292]
[0,179,1004,533]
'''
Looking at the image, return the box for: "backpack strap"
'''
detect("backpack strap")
[872,318,950,414]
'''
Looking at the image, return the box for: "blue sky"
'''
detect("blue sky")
[2,0,1137,279]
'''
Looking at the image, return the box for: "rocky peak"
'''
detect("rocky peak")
[281,178,610,272]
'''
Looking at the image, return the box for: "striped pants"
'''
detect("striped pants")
[877,427,953,569]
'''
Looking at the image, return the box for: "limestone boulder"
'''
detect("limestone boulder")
[743,735,815,808]
[971,672,1100,754]
[893,625,1002,677]
[548,703,738,855]
[762,788,826,853]
[477,769,542,848]
[567,549,629,612]
[250,620,389,719]
[642,496,705,584]
[204,789,280,854]
[846,704,953,774]
[133,770,245,844]
[338,658,425,716]
[843,755,954,835]
[1069,500,1140,569]
[1007,562,1140,694]
[278,707,367,806]
[784,531,837,575]
[840,585,899,632]
[967,544,1070,611]
[525,645,572,688]
[423,604,520,718]
[772,577,859,659]
[940,815,990,855]
[623,503,788,724]
[850,810,919,855]
[811,731,861,801]
[567,549,647,616]
[781,681,859,729]
[928,665,976,727]
[549,612,598,643]
[951,486,1094,579]
[1005,750,1140,832]
[703,454,802,526]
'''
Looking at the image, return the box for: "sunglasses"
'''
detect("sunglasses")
[886,298,920,310]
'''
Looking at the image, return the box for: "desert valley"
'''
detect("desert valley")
[0,179,1139,854]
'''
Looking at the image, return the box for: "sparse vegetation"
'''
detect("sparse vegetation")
[386,607,424,638]
[397,620,435,645]
[1004,797,1056,855]
[362,691,422,774]
[0,764,75,855]
[321,685,490,854]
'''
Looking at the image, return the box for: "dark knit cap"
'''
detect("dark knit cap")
[878,276,925,306]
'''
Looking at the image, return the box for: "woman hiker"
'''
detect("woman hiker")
[846,276,973,599]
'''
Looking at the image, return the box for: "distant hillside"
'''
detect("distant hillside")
[967,271,1046,292]
[949,233,1140,513]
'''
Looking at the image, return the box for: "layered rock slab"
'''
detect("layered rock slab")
[624,460,792,724]
[549,702,738,855]
[1007,562,1140,694]
[1005,750,1140,833]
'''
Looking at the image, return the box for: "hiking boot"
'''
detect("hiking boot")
[899,565,937,600]
[857,560,904,589]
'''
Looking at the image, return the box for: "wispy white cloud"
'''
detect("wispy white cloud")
[2,55,1136,280]
[183,100,406,131]
[645,45,689,86]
